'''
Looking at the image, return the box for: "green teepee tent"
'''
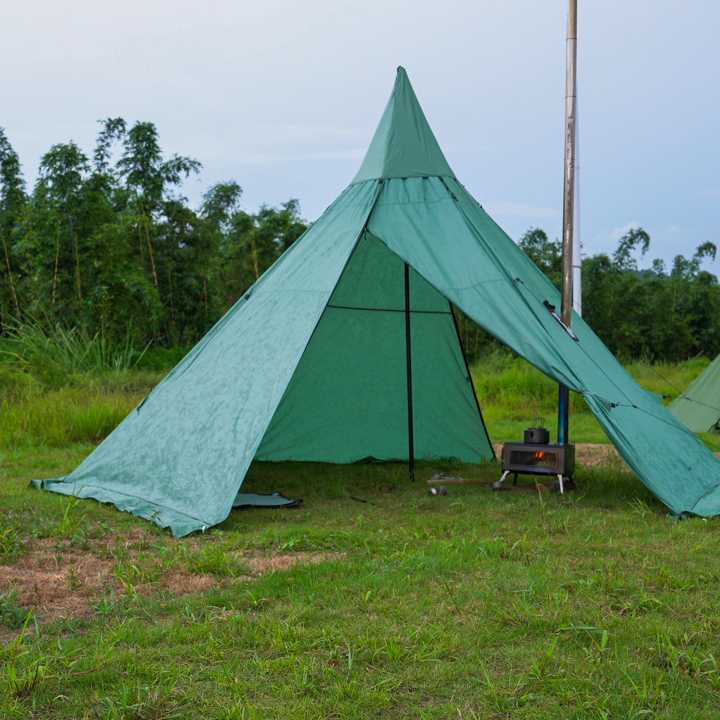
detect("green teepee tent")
[671,356,720,432]
[34,67,720,536]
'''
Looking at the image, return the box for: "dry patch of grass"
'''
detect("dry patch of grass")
[0,540,117,623]
[241,550,343,574]
[0,538,215,626]
[575,443,623,468]
[0,532,343,632]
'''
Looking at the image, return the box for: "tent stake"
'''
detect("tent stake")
[404,262,416,480]
[558,0,578,446]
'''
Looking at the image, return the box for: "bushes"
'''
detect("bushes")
[136,345,189,372]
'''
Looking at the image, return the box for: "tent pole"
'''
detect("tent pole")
[558,0,577,446]
[404,262,416,480]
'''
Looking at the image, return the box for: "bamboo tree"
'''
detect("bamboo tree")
[51,225,60,306]
[0,129,26,322]
[32,143,90,317]
[117,122,200,301]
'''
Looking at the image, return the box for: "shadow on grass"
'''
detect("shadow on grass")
[231,456,670,526]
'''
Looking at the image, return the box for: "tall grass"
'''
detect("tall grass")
[0,318,148,387]
[0,387,141,448]
[624,355,709,400]
[0,333,713,450]
[471,351,560,415]
[471,350,706,413]
[471,350,715,445]
[0,319,161,449]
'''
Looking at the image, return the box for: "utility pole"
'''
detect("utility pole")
[557,0,577,446]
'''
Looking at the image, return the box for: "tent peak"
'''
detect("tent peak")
[352,67,454,183]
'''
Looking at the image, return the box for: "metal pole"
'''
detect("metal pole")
[403,262,415,480]
[557,0,577,446]
[572,95,582,315]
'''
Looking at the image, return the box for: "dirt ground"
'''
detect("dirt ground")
[0,533,339,632]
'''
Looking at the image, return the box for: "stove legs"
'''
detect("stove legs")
[492,470,511,491]
[494,471,574,493]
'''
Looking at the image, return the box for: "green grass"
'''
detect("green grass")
[1,352,720,717]
[1,349,715,452]
[0,370,163,449]
[2,453,720,718]
[0,592,32,630]
[473,352,720,450]
[0,317,147,384]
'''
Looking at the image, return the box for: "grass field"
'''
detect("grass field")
[2,348,720,718]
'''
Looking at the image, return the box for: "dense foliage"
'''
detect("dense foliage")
[0,121,306,346]
[0,122,717,361]
[516,227,719,361]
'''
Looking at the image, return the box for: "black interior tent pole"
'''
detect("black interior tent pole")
[557,0,578,446]
[404,262,416,481]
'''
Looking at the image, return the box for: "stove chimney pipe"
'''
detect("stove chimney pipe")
[557,0,578,446]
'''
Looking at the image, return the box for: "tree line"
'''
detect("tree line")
[511,227,720,361]
[1,121,718,362]
[0,120,306,346]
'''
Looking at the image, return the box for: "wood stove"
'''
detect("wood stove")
[493,427,575,493]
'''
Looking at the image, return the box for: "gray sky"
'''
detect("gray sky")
[3,0,719,267]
